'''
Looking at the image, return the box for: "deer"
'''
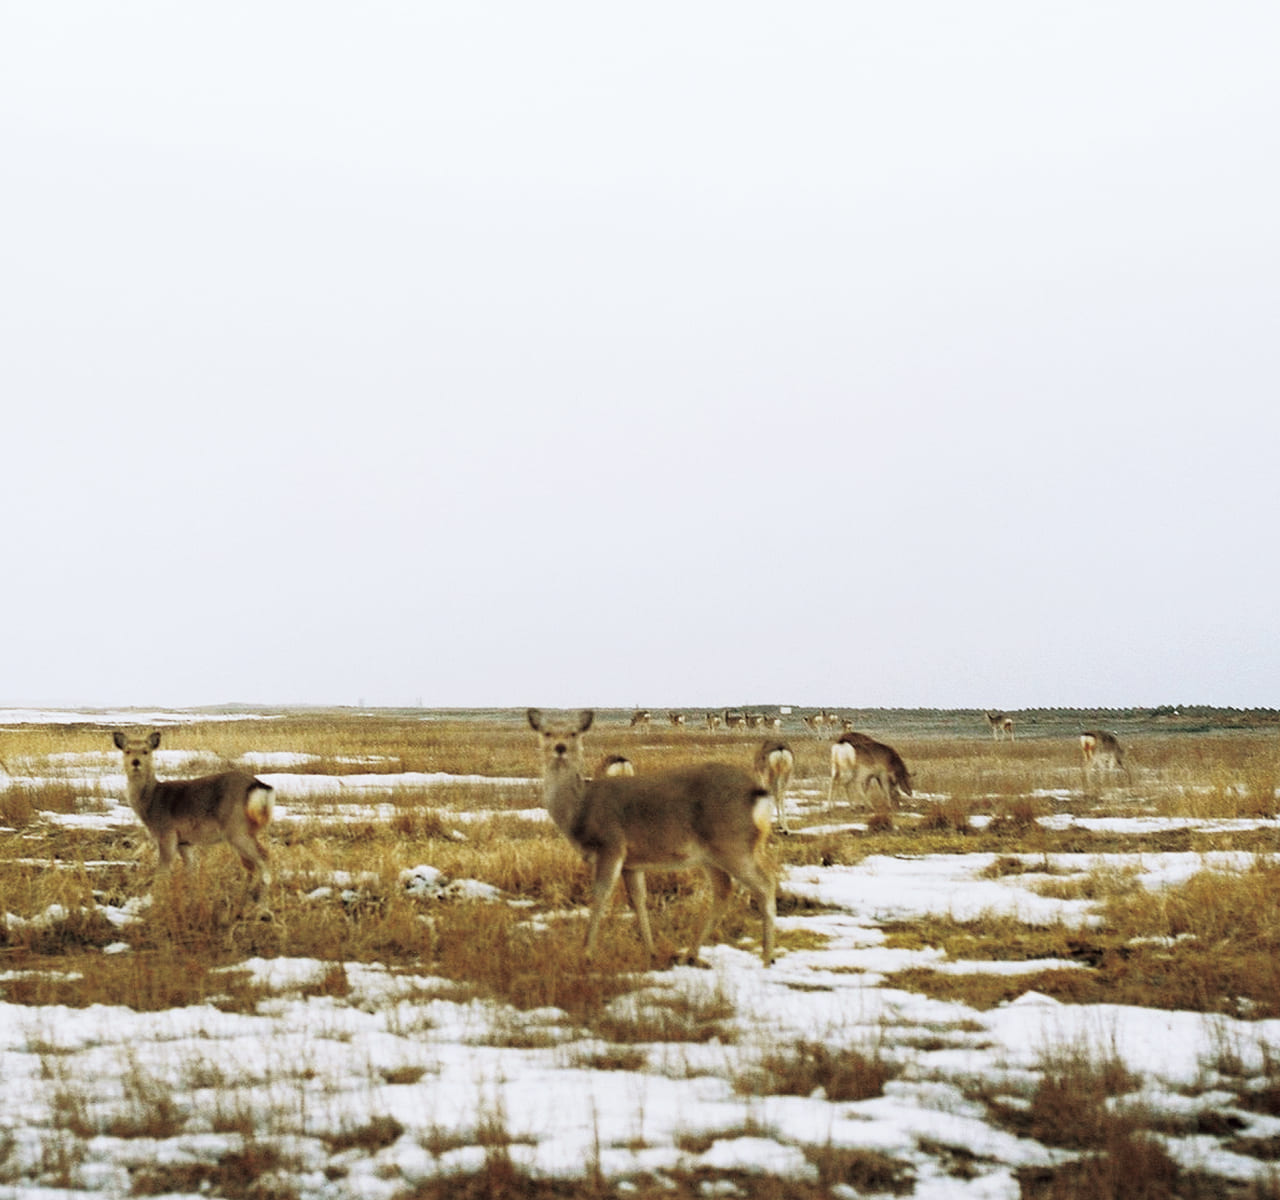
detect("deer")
[803,712,826,735]
[986,711,1015,741]
[527,709,776,967]
[668,711,687,728]
[630,710,652,733]
[753,740,795,835]
[827,731,913,811]
[596,753,636,778]
[112,729,274,897]
[705,712,723,732]
[723,710,748,732]
[1080,731,1130,784]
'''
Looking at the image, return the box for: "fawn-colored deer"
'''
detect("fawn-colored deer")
[113,729,274,895]
[528,708,775,967]
[827,731,913,810]
[753,741,795,835]
[1080,730,1130,784]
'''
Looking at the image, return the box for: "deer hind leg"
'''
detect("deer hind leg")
[227,831,271,895]
[620,868,655,963]
[678,865,734,967]
[774,782,790,835]
[584,849,625,962]
[732,855,776,966]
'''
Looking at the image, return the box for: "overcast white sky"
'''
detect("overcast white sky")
[2,4,1277,711]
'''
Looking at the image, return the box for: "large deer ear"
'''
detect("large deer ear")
[577,710,594,733]
[147,730,162,750]
[112,731,126,750]
[527,709,543,731]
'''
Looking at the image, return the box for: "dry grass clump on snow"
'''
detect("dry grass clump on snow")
[882,856,1280,1017]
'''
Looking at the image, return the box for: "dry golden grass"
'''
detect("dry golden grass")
[881,855,1280,1016]
[736,1038,899,1102]
[2,710,1279,1029]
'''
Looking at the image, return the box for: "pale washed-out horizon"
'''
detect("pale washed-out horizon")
[2,4,1277,712]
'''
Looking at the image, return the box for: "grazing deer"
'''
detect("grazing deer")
[630,710,652,733]
[753,741,795,835]
[986,712,1015,741]
[596,754,636,778]
[828,731,913,811]
[112,729,274,896]
[705,712,723,732]
[1080,731,1130,784]
[668,711,687,728]
[527,709,776,967]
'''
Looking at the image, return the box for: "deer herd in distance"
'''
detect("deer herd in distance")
[104,710,1132,969]
[630,708,856,735]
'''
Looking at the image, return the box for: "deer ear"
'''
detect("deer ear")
[527,709,543,731]
[112,731,126,750]
[147,730,162,750]
[578,710,594,733]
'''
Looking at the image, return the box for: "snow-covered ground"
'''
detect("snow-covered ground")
[3,724,1280,1197]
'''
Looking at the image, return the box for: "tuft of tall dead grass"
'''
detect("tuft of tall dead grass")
[736,1038,900,1102]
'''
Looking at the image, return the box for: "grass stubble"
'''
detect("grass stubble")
[1,712,1279,1196]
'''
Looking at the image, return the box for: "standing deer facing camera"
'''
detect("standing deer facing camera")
[753,740,795,835]
[528,709,776,967]
[113,729,274,896]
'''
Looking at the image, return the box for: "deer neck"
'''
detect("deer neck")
[540,757,588,835]
[122,770,157,818]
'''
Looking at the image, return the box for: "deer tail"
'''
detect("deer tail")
[245,783,275,831]
[749,787,772,851]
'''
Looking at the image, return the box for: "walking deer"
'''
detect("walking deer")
[668,711,687,728]
[828,731,913,811]
[986,712,1015,741]
[753,740,795,835]
[705,712,723,731]
[112,729,274,896]
[630,710,652,733]
[1080,731,1130,784]
[527,709,776,967]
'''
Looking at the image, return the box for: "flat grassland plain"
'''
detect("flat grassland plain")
[2,705,1280,1200]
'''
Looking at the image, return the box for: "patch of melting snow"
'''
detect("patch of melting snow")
[9,772,1280,1195]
